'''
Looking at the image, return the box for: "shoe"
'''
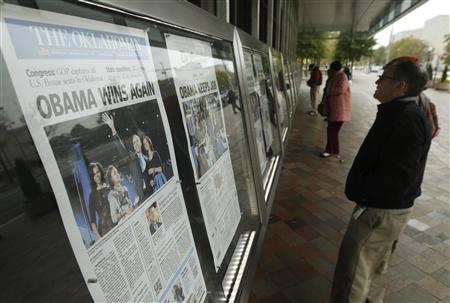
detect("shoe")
[307,111,316,116]
[319,152,332,158]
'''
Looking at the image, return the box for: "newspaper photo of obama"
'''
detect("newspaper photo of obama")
[45,100,173,249]
[183,92,228,179]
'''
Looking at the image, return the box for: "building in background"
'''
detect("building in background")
[392,15,450,67]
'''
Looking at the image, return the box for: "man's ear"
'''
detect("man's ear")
[396,80,408,93]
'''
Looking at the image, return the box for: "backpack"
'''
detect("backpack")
[419,93,440,139]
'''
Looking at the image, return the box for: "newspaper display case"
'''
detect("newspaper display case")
[0,0,299,302]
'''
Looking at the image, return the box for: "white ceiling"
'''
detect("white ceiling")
[297,0,426,33]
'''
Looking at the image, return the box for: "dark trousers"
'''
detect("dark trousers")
[326,121,344,154]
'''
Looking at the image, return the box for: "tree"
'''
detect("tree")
[388,37,429,62]
[372,46,387,66]
[297,32,327,63]
[426,63,433,80]
[442,65,448,82]
[335,32,376,65]
[444,34,450,65]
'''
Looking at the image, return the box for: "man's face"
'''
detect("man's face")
[149,207,157,223]
[132,135,141,153]
[373,65,406,103]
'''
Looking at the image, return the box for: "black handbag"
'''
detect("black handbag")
[318,96,328,117]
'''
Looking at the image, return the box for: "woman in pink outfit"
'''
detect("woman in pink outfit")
[321,61,351,158]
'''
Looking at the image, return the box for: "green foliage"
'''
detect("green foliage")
[297,32,327,61]
[444,34,450,65]
[426,63,433,80]
[335,32,376,63]
[442,65,448,82]
[372,46,387,65]
[388,37,429,62]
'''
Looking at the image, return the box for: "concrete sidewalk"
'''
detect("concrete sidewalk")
[250,72,450,303]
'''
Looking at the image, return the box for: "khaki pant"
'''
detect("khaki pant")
[330,206,413,303]
[310,85,320,112]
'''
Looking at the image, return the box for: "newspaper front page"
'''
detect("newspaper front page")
[165,34,241,270]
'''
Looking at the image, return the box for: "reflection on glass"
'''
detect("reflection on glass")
[242,50,281,180]
[211,43,259,217]
[271,51,289,136]
[284,63,295,115]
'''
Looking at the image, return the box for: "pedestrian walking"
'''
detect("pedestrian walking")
[320,61,351,158]
[329,56,432,303]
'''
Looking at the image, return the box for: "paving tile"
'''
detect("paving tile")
[274,249,302,267]
[444,263,450,272]
[432,242,450,257]
[394,243,420,259]
[258,254,285,273]
[282,276,330,303]
[416,276,450,300]
[284,217,307,230]
[294,226,321,241]
[408,218,431,231]
[421,249,450,267]
[431,268,450,288]
[251,275,280,300]
[287,259,320,282]
[385,272,416,296]
[402,238,431,254]
[272,205,295,221]
[440,295,450,302]
[308,256,335,275]
[271,221,296,235]
[425,222,450,237]
[436,232,450,242]
[385,289,412,303]
[248,291,258,303]
[407,254,442,273]
[310,237,336,252]
[413,233,443,246]
[283,232,307,247]
[257,292,292,303]
[386,284,439,303]
[260,235,289,255]
[389,254,404,266]
[293,243,319,260]
[390,261,427,282]
[403,224,424,237]
[268,269,299,288]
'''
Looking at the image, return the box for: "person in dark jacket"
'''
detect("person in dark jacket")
[330,57,431,303]
[306,64,323,116]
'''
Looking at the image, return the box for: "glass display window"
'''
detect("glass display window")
[0,1,261,302]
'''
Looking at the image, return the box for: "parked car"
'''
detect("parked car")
[369,65,382,73]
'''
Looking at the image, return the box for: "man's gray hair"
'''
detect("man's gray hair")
[393,61,428,96]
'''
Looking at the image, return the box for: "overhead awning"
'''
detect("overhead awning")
[298,0,429,35]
